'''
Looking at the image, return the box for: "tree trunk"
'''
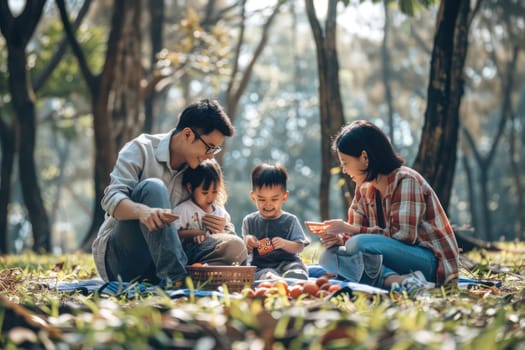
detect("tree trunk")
[461,154,478,234]
[413,0,471,211]
[381,0,395,145]
[0,1,50,253]
[0,117,16,253]
[9,47,51,253]
[144,0,165,134]
[81,0,144,251]
[305,0,349,220]
[462,46,519,241]
[509,105,524,240]
[57,0,144,251]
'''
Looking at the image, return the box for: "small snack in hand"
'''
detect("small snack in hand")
[304,221,327,234]
[257,237,274,255]
[163,212,179,221]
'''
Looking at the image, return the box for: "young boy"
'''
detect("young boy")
[242,163,310,280]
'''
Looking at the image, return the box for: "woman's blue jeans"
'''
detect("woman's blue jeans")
[319,234,437,289]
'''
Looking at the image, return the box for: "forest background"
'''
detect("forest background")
[0,0,523,255]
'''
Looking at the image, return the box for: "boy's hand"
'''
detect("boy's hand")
[244,235,259,249]
[270,237,286,250]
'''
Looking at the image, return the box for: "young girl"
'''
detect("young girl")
[172,159,246,266]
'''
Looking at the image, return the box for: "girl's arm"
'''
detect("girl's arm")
[177,228,207,240]
[202,213,227,233]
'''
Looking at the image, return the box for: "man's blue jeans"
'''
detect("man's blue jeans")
[105,178,188,284]
[104,178,247,284]
[319,234,437,288]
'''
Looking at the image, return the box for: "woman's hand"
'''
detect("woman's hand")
[319,233,344,248]
[202,214,227,233]
[323,219,358,235]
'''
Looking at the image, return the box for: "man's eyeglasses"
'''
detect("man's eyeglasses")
[191,129,222,155]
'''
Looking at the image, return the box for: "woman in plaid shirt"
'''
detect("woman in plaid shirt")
[313,120,459,295]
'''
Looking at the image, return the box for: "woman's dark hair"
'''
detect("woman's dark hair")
[332,120,405,181]
[176,99,234,137]
[182,159,227,205]
[251,163,288,191]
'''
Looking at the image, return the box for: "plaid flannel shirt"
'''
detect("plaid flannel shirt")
[347,166,459,286]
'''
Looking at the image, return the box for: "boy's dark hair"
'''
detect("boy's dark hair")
[251,163,288,191]
[182,159,227,205]
[176,99,234,137]
[332,120,404,182]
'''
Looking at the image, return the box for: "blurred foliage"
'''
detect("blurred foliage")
[0,244,523,349]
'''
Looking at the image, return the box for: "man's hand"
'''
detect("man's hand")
[139,207,178,232]
[202,214,226,233]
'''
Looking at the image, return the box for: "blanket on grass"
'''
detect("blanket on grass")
[48,264,501,299]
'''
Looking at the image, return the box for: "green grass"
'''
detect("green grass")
[1,243,524,349]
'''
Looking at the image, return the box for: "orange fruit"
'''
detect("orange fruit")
[315,277,329,287]
[328,284,342,293]
[288,285,304,298]
[242,288,256,298]
[319,282,331,291]
[303,282,320,296]
[191,262,204,267]
[257,281,273,289]
[254,287,269,297]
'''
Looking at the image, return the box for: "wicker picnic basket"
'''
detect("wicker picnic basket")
[186,265,256,292]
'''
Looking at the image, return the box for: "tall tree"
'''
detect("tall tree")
[412,0,475,211]
[382,0,395,145]
[0,1,51,253]
[143,0,165,134]
[217,0,284,164]
[463,46,520,241]
[0,113,15,252]
[305,0,351,220]
[56,0,144,251]
[0,0,92,253]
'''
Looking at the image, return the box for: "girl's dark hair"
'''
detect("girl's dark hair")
[182,159,227,205]
[176,99,234,137]
[332,120,404,181]
[251,163,288,191]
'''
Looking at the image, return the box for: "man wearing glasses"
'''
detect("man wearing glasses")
[92,99,247,286]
